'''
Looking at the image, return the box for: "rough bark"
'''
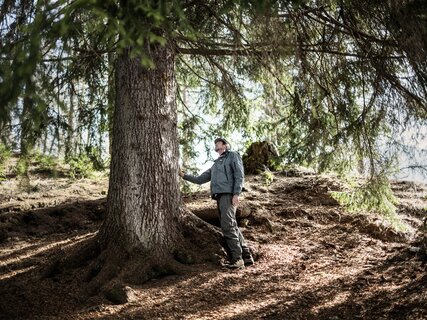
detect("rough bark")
[78,42,192,292]
[107,51,115,156]
[100,43,181,256]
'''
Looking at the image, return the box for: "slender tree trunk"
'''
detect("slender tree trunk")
[49,131,56,155]
[0,118,12,147]
[76,95,83,156]
[56,104,61,156]
[20,81,34,157]
[42,129,48,154]
[99,43,181,261]
[65,82,75,160]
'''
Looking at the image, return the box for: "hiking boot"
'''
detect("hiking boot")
[243,254,254,266]
[226,258,244,269]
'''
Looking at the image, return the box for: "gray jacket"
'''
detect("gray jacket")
[183,151,244,195]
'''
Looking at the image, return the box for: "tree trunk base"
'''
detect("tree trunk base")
[43,207,228,304]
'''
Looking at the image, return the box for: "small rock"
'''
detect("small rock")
[240,218,250,227]
[86,305,105,312]
[240,206,251,217]
[104,283,137,305]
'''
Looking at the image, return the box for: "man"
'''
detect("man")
[179,138,254,269]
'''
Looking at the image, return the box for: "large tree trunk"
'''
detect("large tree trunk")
[99,43,181,264]
[107,51,115,156]
[52,44,226,298]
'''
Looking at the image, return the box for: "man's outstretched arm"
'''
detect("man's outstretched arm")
[181,168,211,185]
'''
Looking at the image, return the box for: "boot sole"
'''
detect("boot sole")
[226,266,245,270]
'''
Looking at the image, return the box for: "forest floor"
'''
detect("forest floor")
[0,166,426,319]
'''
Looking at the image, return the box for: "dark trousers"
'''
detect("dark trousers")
[216,194,250,260]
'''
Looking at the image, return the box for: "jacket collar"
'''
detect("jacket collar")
[220,150,229,157]
[216,150,229,161]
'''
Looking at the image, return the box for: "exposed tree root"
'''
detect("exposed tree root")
[41,206,228,304]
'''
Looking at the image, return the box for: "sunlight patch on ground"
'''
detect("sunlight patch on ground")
[0,232,97,280]
[97,243,304,319]
[190,297,283,319]
[0,175,108,212]
[0,266,37,280]
[312,291,351,313]
[258,243,300,265]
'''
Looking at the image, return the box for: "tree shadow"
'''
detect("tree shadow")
[0,199,105,319]
[87,221,426,320]
[227,247,426,320]
[1,182,425,320]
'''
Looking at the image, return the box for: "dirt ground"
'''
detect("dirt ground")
[0,169,426,319]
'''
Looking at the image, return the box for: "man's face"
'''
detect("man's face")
[215,141,226,155]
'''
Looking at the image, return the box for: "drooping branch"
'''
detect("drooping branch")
[304,7,398,47]
[176,46,269,56]
[176,45,405,60]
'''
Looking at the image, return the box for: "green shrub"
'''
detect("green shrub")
[34,153,59,177]
[262,169,274,186]
[67,154,94,179]
[17,175,40,193]
[14,157,30,177]
[331,177,407,232]
[85,146,107,171]
[0,144,11,179]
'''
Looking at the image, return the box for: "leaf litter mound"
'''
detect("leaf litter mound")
[0,172,426,319]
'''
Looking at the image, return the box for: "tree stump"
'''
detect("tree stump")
[242,141,280,174]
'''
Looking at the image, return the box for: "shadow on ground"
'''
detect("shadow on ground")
[0,175,426,319]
